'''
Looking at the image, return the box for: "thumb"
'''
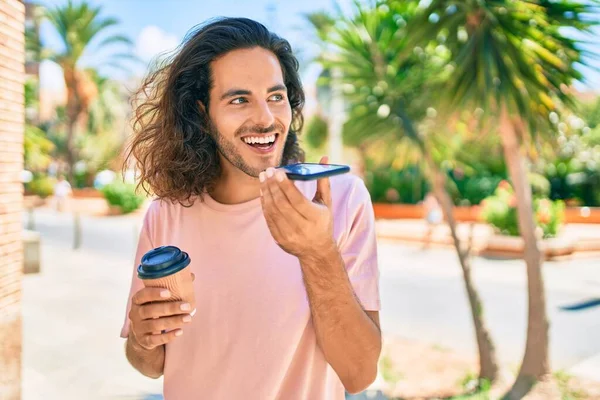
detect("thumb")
[314,156,332,207]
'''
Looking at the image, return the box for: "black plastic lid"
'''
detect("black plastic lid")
[137,245,191,279]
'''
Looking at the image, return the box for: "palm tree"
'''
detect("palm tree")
[43,0,135,182]
[85,69,125,137]
[79,69,129,177]
[406,0,599,396]
[306,1,500,385]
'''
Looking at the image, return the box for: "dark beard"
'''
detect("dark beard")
[209,120,286,178]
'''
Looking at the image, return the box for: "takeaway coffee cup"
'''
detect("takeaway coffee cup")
[137,246,196,314]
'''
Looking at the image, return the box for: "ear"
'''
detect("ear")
[197,100,207,113]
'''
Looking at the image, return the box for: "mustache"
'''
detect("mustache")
[235,122,285,136]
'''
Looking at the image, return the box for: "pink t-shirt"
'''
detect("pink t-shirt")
[120,174,380,399]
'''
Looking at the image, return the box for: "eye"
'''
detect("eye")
[269,94,285,102]
[230,97,248,105]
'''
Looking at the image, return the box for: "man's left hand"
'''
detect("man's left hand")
[259,156,336,260]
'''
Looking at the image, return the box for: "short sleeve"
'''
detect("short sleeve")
[119,209,155,338]
[340,178,381,311]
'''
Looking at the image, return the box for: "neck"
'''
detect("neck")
[208,159,261,205]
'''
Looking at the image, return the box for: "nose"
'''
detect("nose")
[252,100,275,128]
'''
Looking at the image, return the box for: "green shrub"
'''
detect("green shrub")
[481,181,565,238]
[584,126,600,146]
[542,132,600,206]
[27,175,56,198]
[528,172,551,198]
[74,169,94,189]
[450,174,504,206]
[101,180,145,214]
[364,165,429,204]
[304,114,328,149]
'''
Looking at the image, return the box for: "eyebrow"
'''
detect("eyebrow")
[219,84,287,101]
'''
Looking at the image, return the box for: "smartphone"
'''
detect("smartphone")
[278,162,350,181]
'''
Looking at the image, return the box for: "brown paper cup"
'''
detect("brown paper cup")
[137,246,196,334]
[141,267,196,313]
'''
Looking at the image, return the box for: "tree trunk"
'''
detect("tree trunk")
[64,67,81,185]
[66,116,77,184]
[500,110,550,398]
[394,105,499,384]
[423,149,499,384]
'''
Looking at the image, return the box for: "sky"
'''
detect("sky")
[35,0,344,91]
[34,0,600,93]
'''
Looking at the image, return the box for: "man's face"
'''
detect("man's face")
[207,47,293,178]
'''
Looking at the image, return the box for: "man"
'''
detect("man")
[53,174,72,212]
[121,17,381,399]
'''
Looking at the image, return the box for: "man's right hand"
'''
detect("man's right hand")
[129,287,194,350]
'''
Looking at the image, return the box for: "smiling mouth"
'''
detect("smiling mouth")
[241,133,279,153]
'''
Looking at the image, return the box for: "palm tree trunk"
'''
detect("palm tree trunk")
[423,149,499,383]
[499,110,550,397]
[65,116,77,184]
[395,105,499,383]
[396,106,498,383]
[64,68,80,184]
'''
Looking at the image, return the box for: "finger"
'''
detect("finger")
[138,301,193,320]
[132,287,171,306]
[141,314,192,334]
[140,329,184,350]
[273,169,313,218]
[264,169,298,233]
[259,171,284,238]
[314,176,332,208]
[260,170,284,218]
[314,156,332,208]
[265,168,297,217]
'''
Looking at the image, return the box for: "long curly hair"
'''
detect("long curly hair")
[125,17,305,205]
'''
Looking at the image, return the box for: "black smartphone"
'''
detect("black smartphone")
[278,162,350,181]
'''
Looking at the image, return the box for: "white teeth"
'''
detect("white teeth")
[243,135,276,145]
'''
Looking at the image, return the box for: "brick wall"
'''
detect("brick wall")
[0,0,25,398]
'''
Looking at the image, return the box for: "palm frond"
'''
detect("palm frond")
[95,34,134,49]
[44,1,131,67]
[404,0,599,140]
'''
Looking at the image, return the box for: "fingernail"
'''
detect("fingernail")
[190,308,197,316]
[266,168,274,178]
[160,290,171,298]
[175,330,183,337]
[276,170,285,182]
[183,315,192,322]
[180,303,191,311]
[259,172,266,182]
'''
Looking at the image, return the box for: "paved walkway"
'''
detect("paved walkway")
[22,212,163,399]
[570,352,600,383]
